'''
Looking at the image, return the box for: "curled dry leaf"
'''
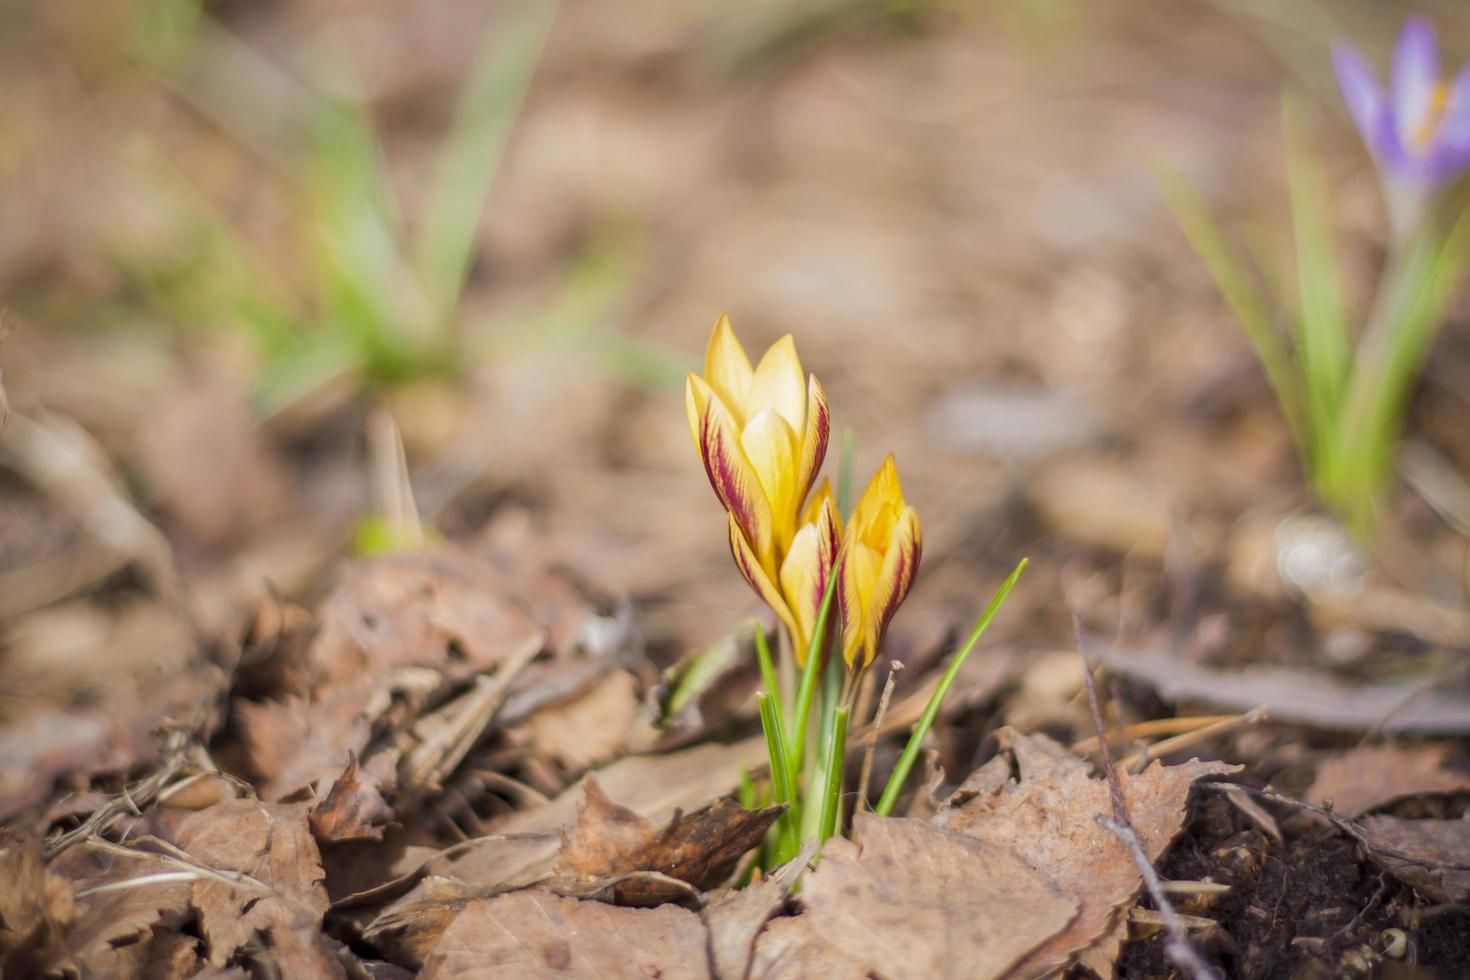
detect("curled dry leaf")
[552,775,784,906]
[790,815,1079,980]
[419,891,711,980]
[310,755,396,844]
[173,800,336,971]
[1356,814,1470,903]
[938,729,1238,978]
[1306,742,1470,818]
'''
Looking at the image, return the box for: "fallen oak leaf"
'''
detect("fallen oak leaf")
[419,891,710,980]
[938,729,1237,978]
[789,815,1078,980]
[551,775,784,906]
[172,800,335,970]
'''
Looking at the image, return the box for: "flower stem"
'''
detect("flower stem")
[787,573,839,779]
[874,558,1027,817]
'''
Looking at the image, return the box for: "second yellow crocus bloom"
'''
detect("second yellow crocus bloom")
[837,454,922,669]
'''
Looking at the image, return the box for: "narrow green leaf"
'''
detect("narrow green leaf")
[1157,167,1305,455]
[418,0,557,316]
[754,625,782,720]
[1284,98,1350,481]
[875,558,1027,817]
[758,692,800,864]
[818,707,850,845]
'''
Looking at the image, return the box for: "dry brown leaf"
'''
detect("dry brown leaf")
[793,815,1078,980]
[359,739,769,962]
[1357,814,1470,903]
[306,549,552,685]
[553,776,783,906]
[311,755,396,844]
[173,800,333,968]
[1307,743,1470,818]
[0,829,72,975]
[702,875,788,980]
[747,915,870,979]
[509,668,639,771]
[419,891,711,979]
[41,841,194,977]
[235,677,379,802]
[939,729,1237,978]
[132,368,291,548]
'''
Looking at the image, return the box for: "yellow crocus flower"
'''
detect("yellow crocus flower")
[837,455,922,669]
[686,315,829,582]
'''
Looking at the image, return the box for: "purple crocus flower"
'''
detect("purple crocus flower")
[1334,16,1470,231]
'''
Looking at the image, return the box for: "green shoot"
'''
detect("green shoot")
[758,692,800,864]
[817,706,850,845]
[875,558,1028,817]
[754,625,783,721]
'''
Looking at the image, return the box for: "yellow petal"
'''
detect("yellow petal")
[795,375,830,509]
[861,506,922,667]
[801,478,841,537]
[748,334,807,432]
[697,394,775,566]
[739,409,800,557]
[838,541,883,667]
[704,314,754,424]
[685,372,713,451]
[850,453,905,549]
[779,495,840,663]
[729,513,799,645]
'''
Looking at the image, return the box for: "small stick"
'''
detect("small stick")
[1119,708,1268,772]
[1198,782,1470,872]
[1072,714,1239,754]
[1076,616,1218,980]
[858,661,902,811]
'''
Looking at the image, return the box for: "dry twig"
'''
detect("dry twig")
[1076,615,1219,980]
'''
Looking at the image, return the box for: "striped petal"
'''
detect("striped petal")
[729,513,799,645]
[686,372,713,451]
[860,506,922,669]
[704,314,754,424]
[795,374,830,509]
[838,541,883,667]
[698,393,775,565]
[780,493,840,663]
[801,478,842,536]
[740,408,800,558]
[748,334,807,432]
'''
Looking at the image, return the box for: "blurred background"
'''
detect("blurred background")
[3,0,1470,748]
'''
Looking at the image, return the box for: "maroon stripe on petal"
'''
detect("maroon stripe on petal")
[701,409,759,539]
